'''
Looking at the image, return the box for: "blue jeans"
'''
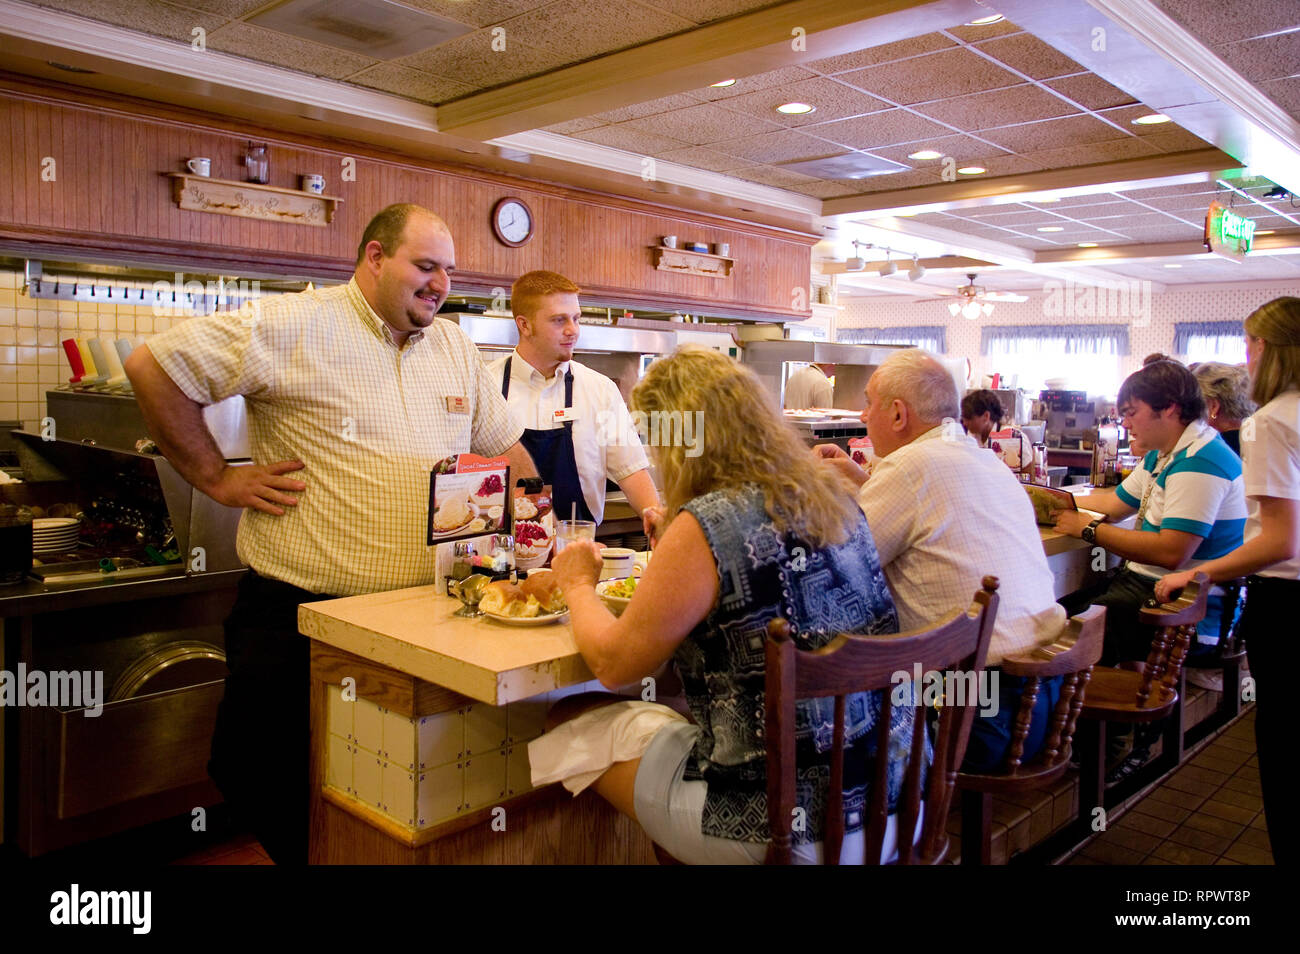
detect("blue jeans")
[961,672,1065,774]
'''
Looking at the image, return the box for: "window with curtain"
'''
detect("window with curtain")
[981,324,1130,396]
[1172,321,1247,365]
[837,325,947,353]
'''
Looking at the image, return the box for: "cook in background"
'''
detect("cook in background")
[1056,360,1245,783]
[125,203,536,863]
[535,346,909,864]
[1157,296,1300,864]
[783,361,835,409]
[1191,360,1256,457]
[816,349,1067,774]
[488,270,660,541]
[962,388,1033,477]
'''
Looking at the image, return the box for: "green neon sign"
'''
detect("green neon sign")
[1205,201,1256,260]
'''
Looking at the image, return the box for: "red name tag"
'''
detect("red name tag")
[446,396,469,414]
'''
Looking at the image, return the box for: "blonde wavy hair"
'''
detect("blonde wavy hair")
[632,345,862,547]
[1244,297,1300,406]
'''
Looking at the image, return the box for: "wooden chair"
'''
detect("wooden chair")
[764,577,999,865]
[956,604,1106,865]
[1074,572,1210,820]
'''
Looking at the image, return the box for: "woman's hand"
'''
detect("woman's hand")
[1154,569,1196,603]
[641,506,664,548]
[553,540,603,593]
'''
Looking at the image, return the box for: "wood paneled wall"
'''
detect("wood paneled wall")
[0,78,816,320]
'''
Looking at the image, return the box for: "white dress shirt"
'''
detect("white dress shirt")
[857,426,1067,664]
[487,350,649,521]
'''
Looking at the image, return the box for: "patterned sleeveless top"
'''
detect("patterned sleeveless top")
[678,484,926,845]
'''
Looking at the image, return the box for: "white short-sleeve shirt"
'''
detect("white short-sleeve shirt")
[487,351,649,521]
[1242,389,1300,580]
[856,426,1067,664]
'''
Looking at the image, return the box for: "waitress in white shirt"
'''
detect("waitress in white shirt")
[1156,296,1300,865]
[489,270,661,537]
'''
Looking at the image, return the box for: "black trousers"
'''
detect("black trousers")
[1241,575,1295,865]
[209,569,329,865]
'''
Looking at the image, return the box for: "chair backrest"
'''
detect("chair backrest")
[1135,572,1210,708]
[993,605,1106,774]
[764,577,999,865]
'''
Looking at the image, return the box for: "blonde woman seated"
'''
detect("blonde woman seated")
[530,346,917,864]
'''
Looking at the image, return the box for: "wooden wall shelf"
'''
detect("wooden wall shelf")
[651,245,733,278]
[164,173,342,227]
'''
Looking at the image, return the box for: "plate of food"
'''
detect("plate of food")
[478,571,569,625]
[431,494,478,537]
[595,575,639,616]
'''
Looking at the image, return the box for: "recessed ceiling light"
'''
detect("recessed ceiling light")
[776,102,815,115]
[957,166,986,175]
[965,14,1005,25]
[710,79,737,87]
[1164,263,1182,268]
[1037,226,1064,232]
[1077,242,1098,247]
[1256,229,1276,235]
[1132,114,1172,125]
[908,149,943,160]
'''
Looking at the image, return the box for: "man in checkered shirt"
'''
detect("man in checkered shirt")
[126,204,536,863]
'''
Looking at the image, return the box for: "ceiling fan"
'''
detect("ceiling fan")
[913,272,1028,318]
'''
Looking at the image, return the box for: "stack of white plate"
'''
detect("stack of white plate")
[32,516,82,554]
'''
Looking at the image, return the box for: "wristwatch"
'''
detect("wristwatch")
[1081,518,1103,545]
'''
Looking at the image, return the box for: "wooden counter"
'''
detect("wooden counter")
[301,528,1118,864]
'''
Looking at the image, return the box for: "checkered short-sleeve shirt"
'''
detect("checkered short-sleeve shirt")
[146,279,523,595]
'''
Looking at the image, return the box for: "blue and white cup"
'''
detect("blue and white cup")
[302,174,326,194]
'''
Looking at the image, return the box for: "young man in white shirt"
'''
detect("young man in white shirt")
[488,270,661,538]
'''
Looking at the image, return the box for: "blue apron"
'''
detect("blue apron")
[501,356,597,524]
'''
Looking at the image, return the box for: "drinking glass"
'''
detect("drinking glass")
[554,519,595,554]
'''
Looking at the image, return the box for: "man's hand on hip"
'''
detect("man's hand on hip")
[210,460,307,514]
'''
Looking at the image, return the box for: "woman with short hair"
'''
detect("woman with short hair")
[1157,297,1300,864]
[1193,361,1256,456]
[531,346,916,864]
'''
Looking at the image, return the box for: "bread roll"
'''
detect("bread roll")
[479,580,524,616]
[521,569,565,613]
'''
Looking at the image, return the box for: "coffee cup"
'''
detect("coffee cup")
[302,174,326,194]
[599,547,641,581]
[662,235,678,249]
[186,157,211,177]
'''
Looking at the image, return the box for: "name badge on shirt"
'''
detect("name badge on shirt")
[552,407,579,423]
[446,396,469,414]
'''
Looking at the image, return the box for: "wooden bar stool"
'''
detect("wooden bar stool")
[1074,573,1210,826]
[763,577,999,865]
[956,604,1106,865]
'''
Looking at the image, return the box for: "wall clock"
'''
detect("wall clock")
[491,196,534,247]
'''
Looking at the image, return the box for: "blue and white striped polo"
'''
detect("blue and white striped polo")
[1115,419,1247,580]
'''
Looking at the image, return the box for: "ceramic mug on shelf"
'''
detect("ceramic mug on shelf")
[186,157,211,177]
[662,235,678,249]
[714,242,730,256]
[301,174,326,194]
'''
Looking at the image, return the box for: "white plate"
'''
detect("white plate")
[33,517,80,530]
[480,609,568,626]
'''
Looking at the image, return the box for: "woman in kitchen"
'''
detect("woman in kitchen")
[1156,296,1300,865]
[533,345,919,864]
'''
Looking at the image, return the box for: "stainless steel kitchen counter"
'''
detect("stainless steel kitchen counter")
[0,568,247,618]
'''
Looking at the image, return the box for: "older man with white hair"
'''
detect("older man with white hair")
[816,348,1068,772]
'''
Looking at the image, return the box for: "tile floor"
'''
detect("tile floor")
[1066,709,1273,865]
